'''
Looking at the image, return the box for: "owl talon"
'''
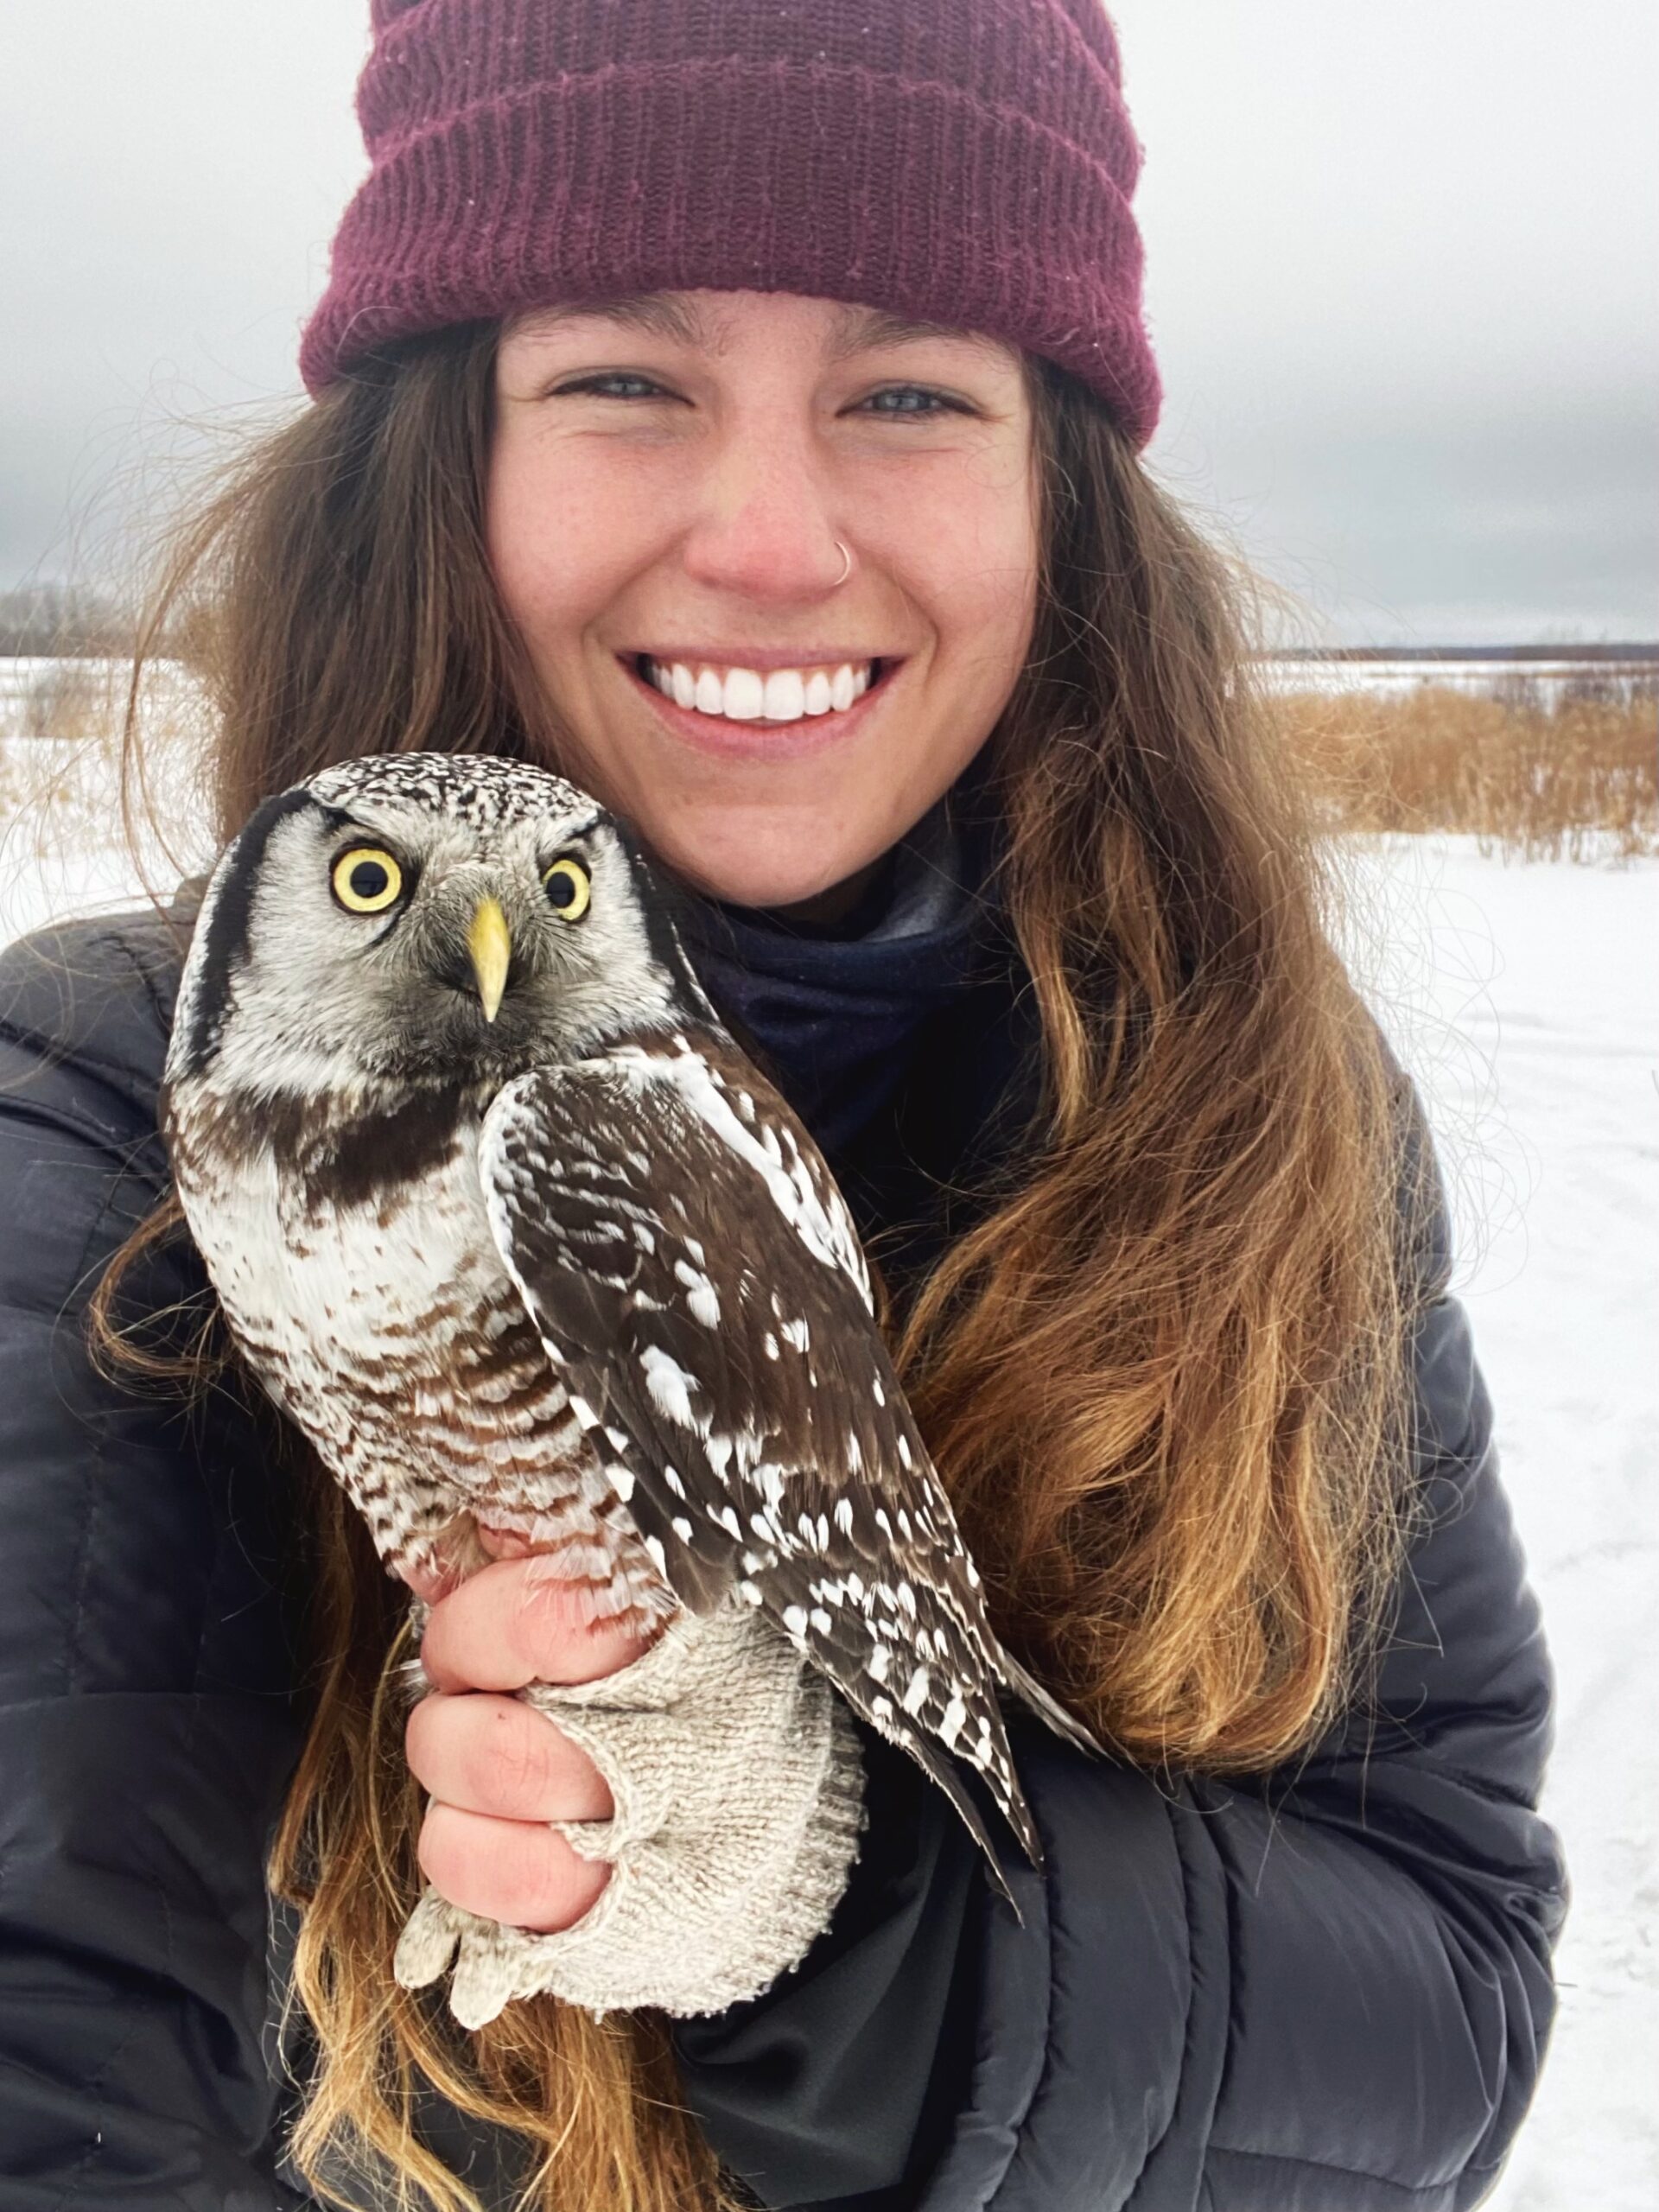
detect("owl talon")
[392,1884,575,2031]
[392,1886,464,1993]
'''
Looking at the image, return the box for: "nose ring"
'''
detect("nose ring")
[832,539,852,588]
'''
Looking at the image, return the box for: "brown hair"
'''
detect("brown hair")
[94,319,1429,2209]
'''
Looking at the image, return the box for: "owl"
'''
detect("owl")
[160,751,1095,1907]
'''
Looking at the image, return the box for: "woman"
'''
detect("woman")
[0,3,1566,2208]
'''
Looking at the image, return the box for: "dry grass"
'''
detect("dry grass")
[14,659,113,742]
[1276,683,1659,861]
[0,661,211,927]
[0,662,121,821]
[3,660,1656,871]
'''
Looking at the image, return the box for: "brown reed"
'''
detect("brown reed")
[1275,683,1659,861]
[3,664,1655,869]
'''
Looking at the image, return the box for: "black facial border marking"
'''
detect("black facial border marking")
[173,790,353,1078]
[609,818,722,1024]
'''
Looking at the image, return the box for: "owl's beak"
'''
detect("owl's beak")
[465,897,512,1023]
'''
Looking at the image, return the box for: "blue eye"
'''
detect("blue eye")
[862,386,960,417]
[552,375,966,418]
[555,373,671,401]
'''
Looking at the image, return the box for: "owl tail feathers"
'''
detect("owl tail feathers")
[927,1653,1102,1925]
[875,1711,1037,1921]
[995,1648,1107,1760]
[923,1746,1028,1920]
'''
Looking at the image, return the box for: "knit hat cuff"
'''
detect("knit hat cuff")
[300,58,1160,446]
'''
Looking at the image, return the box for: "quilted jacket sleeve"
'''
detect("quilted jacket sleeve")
[0,916,314,2210]
[675,1083,1569,2211]
[913,1310,1563,2211]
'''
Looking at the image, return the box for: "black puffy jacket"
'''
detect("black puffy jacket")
[0,893,1567,2211]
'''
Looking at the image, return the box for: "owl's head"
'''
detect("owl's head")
[166,753,714,1097]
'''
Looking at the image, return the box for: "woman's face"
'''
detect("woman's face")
[486,288,1039,912]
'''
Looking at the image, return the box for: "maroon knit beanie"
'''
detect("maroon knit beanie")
[301,0,1160,448]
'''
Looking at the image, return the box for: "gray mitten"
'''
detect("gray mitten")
[393,1594,866,2028]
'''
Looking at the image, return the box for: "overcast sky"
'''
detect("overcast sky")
[3,0,1654,644]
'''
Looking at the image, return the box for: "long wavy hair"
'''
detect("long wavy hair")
[92,317,1429,2211]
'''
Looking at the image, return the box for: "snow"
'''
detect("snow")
[1261,655,1658,710]
[1337,837,1659,2210]
[1,715,1656,2202]
[0,667,212,943]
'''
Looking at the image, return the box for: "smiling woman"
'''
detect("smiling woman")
[0,3,1566,2211]
[485,291,1040,910]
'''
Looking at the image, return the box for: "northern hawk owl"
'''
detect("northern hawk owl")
[161,752,1095,1904]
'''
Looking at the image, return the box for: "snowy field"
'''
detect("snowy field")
[1260,652,1659,713]
[1,724,1656,2206]
[1332,837,1659,2210]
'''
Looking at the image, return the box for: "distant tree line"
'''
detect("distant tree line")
[1274,642,1659,665]
[4,582,1652,670]
[0,584,131,658]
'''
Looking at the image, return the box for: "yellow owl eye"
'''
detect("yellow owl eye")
[543,856,592,922]
[331,847,404,914]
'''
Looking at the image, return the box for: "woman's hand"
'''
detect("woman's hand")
[406,1552,654,1934]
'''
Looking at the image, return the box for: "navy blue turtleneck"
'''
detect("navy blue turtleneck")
[665,787,1045,2211]
[673,780,1042,1301]
[677,788,994,1157]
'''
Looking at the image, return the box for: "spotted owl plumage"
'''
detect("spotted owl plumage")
[160,752,1096,1900]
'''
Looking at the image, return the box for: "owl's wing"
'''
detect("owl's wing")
[479,1028,1052,1895]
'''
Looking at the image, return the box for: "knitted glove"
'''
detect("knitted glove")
[393,1593,867,2029]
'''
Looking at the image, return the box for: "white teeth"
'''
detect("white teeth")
[722,668,766,721]
[763,670,806,721]
[642,657,877,722]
